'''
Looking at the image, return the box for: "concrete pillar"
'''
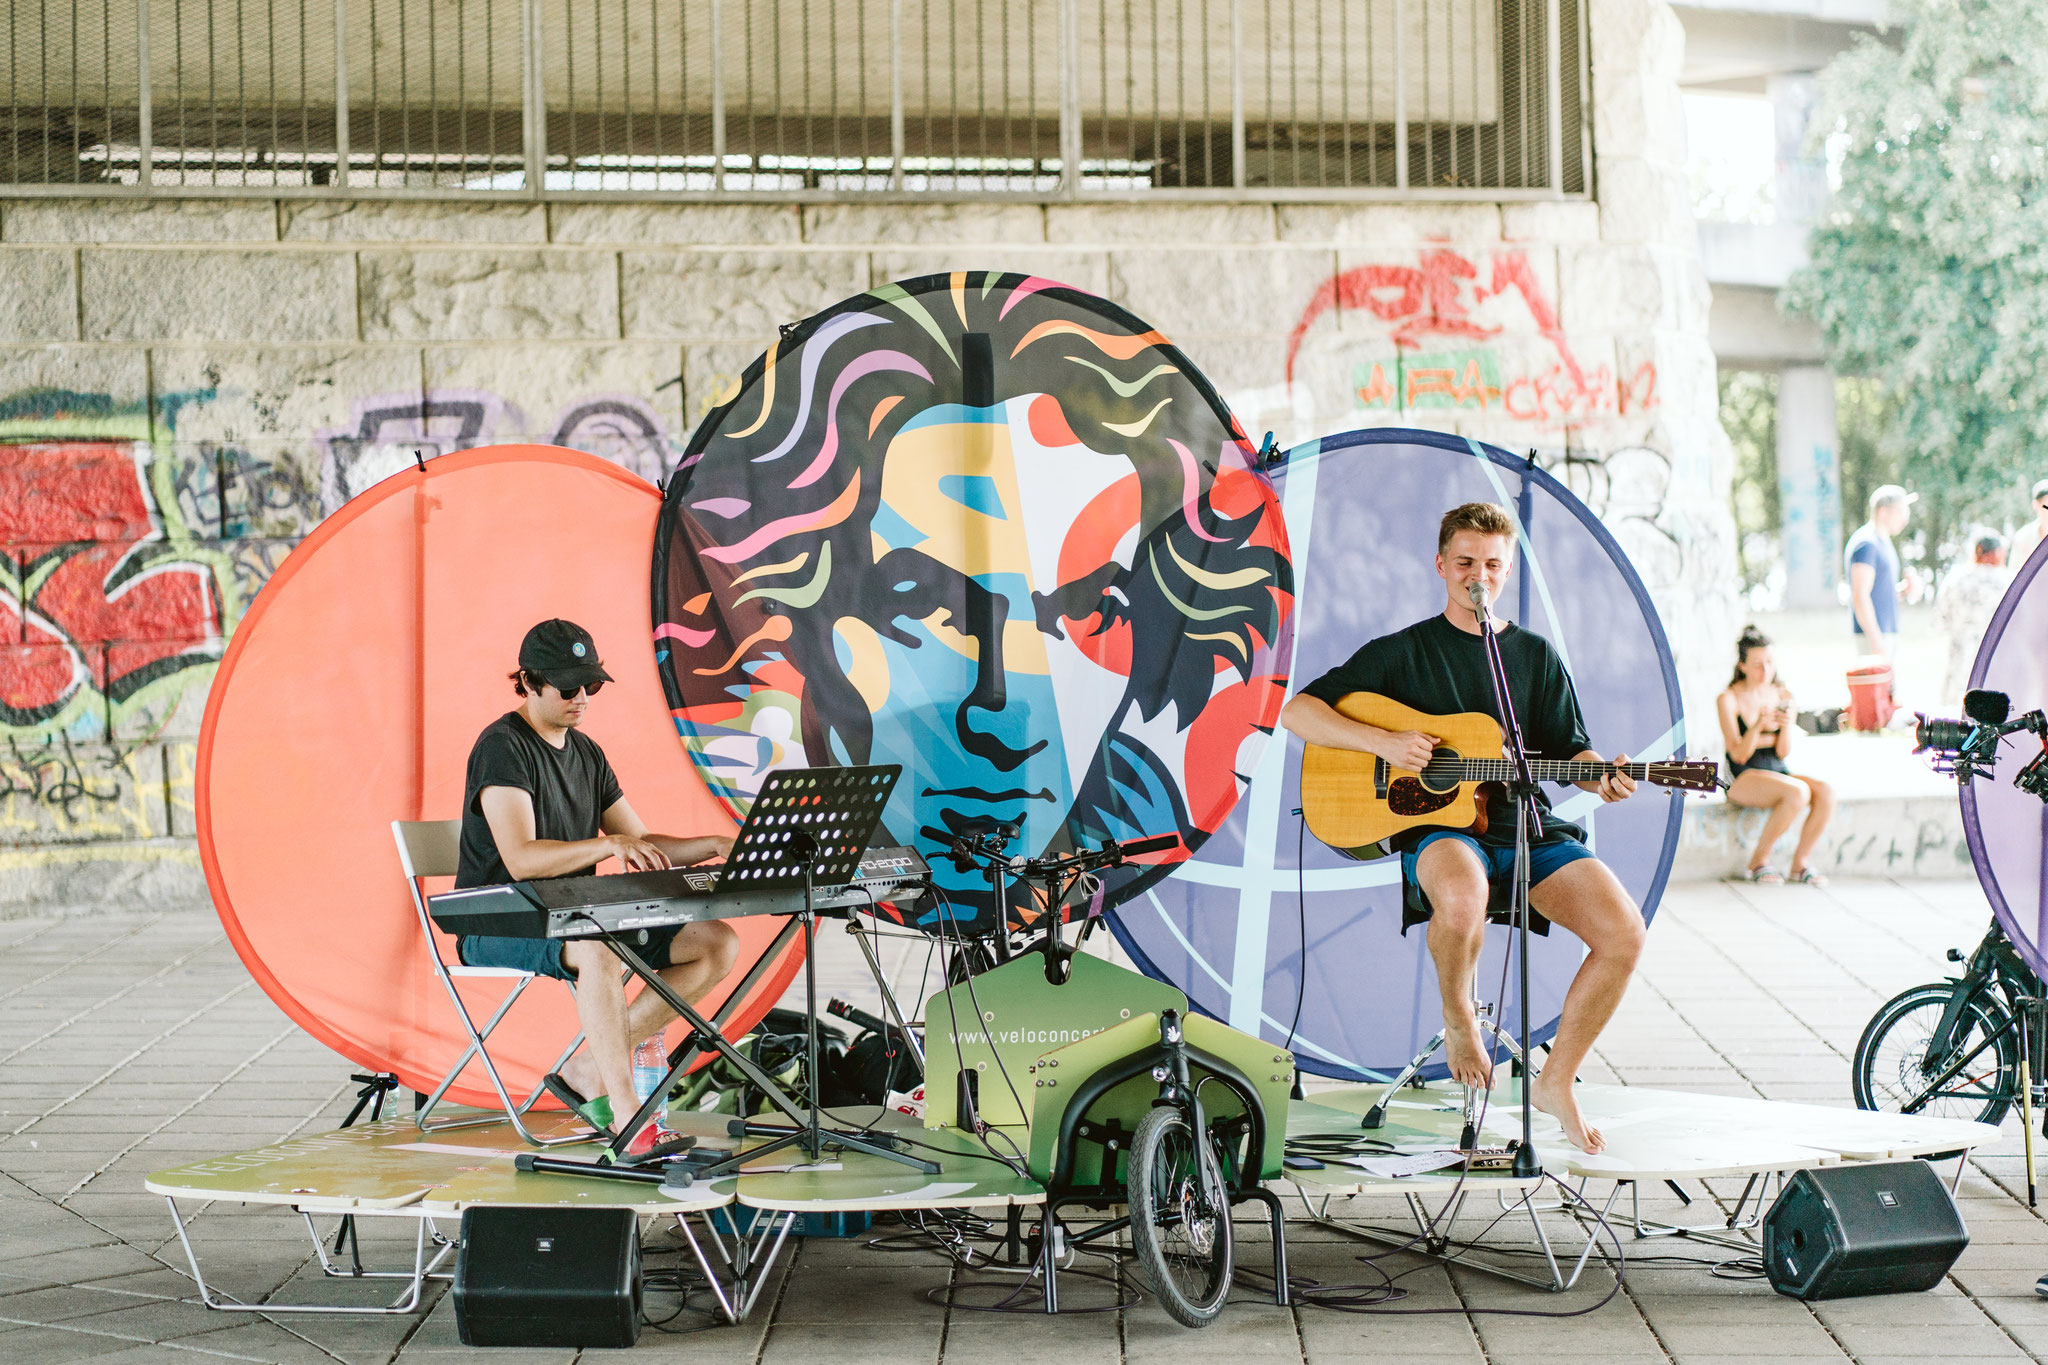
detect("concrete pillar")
[1767,73,1841,609]
[1768,71,1828,227]
[1776,364,1843,609]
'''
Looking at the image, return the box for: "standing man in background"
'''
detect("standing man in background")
[1935,531,2011,707]
[2008,479,2048,572]
[1845,484,1916,661]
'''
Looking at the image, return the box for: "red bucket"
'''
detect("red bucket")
[1845,662,1895,732]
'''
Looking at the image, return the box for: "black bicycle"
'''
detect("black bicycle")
[1853,918,2043,1127]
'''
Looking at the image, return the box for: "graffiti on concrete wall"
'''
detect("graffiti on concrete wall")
[0,388,231,849]
[1,378,678,853]
[318,391,674,512]
[1287,246,1659,426]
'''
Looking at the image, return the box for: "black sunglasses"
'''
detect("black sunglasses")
[543,676,604,698]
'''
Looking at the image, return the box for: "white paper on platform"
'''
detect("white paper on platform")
[387,1142,524,1159]
[1338,1150,1469,1179]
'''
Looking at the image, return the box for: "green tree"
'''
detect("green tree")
[1785,0,2048,543]
[1721,369,1780,589]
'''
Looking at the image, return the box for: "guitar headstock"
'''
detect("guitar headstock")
[1646,760,1724,793]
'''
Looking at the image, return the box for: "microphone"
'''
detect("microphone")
[1467,581,1489,615]
[1965,689,2011,726]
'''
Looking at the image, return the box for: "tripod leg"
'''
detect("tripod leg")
[1362,1030,1446,1129]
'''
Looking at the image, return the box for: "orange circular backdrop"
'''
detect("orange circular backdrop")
[197,445,803,1107]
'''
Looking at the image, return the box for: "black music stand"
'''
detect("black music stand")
[531,764,939,1181]
[1470,587,1543,1181]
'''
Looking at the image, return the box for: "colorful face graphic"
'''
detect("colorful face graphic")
[653,274,1294,934]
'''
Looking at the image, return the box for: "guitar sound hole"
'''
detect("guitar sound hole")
[1387,778,1459,818]
[1418,748,1461,793]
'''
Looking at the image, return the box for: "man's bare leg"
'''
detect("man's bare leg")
[558,940,639,1117]
[1525,857,1646,1155]
[622,922,742,1047]
[560,923,740,1110]
[1415,840,1496,1090]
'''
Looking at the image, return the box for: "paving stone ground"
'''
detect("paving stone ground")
[4,877,2047,1362]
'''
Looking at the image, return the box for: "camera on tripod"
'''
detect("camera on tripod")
[1914,689,2048,798]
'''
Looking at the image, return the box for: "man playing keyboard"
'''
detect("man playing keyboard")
[454,619,737,1133]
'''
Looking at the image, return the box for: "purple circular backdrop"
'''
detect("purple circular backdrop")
[1963,536,2048,981]
[1107,430,1686,1080]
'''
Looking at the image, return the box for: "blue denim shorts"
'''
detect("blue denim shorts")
[1400,829,1594,894]
[457,925,681,982]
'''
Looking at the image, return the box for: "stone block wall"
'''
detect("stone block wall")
[0,0,1736,909]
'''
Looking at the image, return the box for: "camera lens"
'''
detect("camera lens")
[1914,716,1976,755]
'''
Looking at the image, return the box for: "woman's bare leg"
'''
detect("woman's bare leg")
[1728,769,1807,872]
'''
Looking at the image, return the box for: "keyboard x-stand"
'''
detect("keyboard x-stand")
[531,763,937,1183]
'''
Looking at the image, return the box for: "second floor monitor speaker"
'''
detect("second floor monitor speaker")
[1763,1161,1968,1300]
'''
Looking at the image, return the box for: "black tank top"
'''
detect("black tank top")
[1728,711,1790,780]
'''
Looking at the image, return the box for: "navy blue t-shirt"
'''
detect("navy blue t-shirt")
[1845,525,1900,636]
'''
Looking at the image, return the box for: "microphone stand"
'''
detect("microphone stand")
[1468,582,1543,1181]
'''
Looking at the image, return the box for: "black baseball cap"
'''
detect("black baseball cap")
[518,619,614,691]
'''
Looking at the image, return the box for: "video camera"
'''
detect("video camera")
[1914,689,2048,799]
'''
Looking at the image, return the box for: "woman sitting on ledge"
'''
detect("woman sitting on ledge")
[1717,625,1835,885]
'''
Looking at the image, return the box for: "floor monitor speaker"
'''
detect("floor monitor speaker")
[453,1205,641,1346]
[1763,1160,1967,1300]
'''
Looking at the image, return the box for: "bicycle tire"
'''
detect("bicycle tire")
[1852,982,2017,1126]
[1128,1103,1234,1328]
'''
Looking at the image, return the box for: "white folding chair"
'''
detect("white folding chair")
[393,819,588,1147]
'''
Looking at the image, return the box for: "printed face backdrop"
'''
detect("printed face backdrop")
[654,274,1295,936]
[1109,430,1687,1080]
[1963,539,2048,980]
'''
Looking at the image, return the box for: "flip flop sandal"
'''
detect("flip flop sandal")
[1733,865,1786,885]
[1786,868,1829,886]
[543,1072,615,1136]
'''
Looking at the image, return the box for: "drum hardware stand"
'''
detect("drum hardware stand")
[1469,580,1543,1181]
[1360,997,1525,1149]
[517,765,939,1187]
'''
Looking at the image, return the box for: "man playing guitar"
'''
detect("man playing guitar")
[1280,502,1643,1154]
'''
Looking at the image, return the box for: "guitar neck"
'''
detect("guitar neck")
[1455,759,1656,783]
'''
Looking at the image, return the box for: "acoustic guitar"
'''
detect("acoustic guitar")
[1300,693,1721,858]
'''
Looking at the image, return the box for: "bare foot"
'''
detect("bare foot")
[1528,1071,1604,1154]
[1444,1015,1495,1090]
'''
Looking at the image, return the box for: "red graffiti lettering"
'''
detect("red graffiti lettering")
[1288,246,1658,425]
[1,443,222,729]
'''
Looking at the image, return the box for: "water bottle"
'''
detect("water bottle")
[631,1034,669,1113]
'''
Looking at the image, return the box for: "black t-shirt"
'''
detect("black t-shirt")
[455,712,625,888]
[1299,614,1592,852]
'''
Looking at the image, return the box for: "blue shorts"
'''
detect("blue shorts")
[457,925,682,982]
[1401,830,1594,898]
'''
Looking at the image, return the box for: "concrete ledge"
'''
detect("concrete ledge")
[0,841,212,917]
[1677,790,1969,881]
[1672,732,1972,881]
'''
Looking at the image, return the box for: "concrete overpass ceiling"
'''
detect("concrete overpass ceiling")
[1673,2,1887,91]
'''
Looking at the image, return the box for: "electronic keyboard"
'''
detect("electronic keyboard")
[426,845,932,940]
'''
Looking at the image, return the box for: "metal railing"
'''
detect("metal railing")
[4,0,1589,199]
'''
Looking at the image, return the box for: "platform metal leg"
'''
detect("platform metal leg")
[669,1211,739,1324]
[732,1211,798,1321]
[1301,1181,1601,1293]
[1617,1171,1776,1251]
[167,1198,448,1315]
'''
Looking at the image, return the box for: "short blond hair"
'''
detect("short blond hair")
[1437,502,1514,556]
